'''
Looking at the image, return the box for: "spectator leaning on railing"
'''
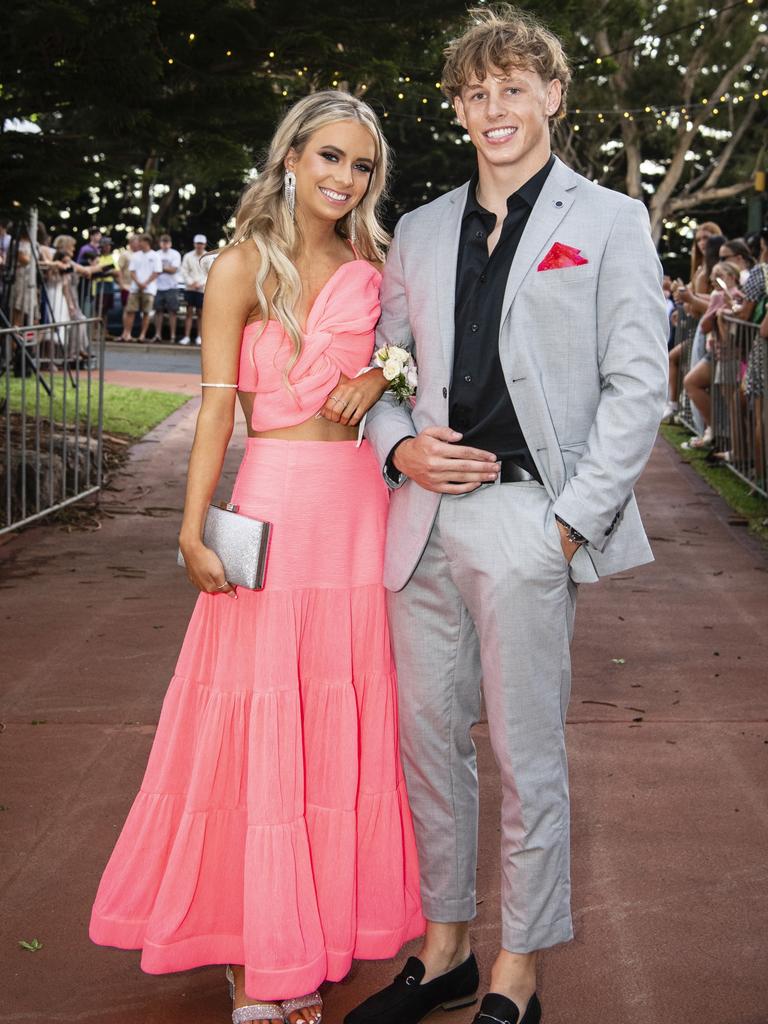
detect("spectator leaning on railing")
[681,260,744,450]
[718,237,756,287]
[663,228,726,423]
[48,234,99,361]
[732,225,768,325]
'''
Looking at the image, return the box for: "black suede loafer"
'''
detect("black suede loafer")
[343,953,480,1024]
[472,991,542,1024]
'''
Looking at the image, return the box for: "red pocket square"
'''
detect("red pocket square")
[537,242,589,272]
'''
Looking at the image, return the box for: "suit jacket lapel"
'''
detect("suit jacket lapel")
[499,157,580,328]
[434,181,469,370]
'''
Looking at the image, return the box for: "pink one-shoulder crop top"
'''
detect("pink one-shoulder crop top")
[237,258,382,432]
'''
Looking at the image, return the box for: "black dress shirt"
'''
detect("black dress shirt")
[449,154,555,480]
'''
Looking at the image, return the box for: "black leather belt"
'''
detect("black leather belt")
[499,461,539,484]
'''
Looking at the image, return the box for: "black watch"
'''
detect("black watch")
[554,515,587,546]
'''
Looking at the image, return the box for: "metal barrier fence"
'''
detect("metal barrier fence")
[1,318,105,533]
[672,308,767,497]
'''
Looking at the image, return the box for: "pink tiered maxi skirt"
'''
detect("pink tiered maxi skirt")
[89,438,425,998]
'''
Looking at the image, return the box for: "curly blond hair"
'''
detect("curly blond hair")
[442,4,571,123]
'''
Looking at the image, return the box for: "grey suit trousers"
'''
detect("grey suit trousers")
[388,478,577,953]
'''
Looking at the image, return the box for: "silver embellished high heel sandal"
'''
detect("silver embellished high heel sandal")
[226,966,284,1024]
[280,992,323,1023]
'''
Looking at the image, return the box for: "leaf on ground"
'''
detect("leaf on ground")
[19,939,42,951]
[612,658,626,665]
[581,699,618,708]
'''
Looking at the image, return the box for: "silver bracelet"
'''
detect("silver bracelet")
[200,382,238,388]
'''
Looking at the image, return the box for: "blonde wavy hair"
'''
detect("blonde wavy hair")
[227,90,391,382]
[442,4,571,124]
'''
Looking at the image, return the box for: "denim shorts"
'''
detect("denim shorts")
[155,288,180,313]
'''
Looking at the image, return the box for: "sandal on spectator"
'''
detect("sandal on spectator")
[681,426,713,450]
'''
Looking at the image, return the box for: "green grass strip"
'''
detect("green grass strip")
[660,424,768,543]
[4,377,190,440]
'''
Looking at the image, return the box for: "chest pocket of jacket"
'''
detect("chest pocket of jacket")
[533,261,597,287]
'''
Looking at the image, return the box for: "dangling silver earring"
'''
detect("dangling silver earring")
[349,208,357,245]
[284,170,296,218]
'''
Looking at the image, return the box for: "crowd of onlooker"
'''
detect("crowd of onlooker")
[0,221,212,353]
[661,222,768,462]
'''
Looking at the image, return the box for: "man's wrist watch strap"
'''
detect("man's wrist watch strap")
[385,436,414,482]
[554,514,588,545]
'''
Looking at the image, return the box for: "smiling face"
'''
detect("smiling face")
[453,66,560,180]
[286,119,376,227]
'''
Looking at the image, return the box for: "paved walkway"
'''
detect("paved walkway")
[1,397,766,1024]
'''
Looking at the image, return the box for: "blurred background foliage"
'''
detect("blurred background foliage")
[1,0,766,268]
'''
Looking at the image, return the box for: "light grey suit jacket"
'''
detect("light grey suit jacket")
[365,157,669,590]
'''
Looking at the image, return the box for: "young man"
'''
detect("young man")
[179,233,209,346]
[153,233,182,342]
[117,233,140,314]
[351,7,668,1024]
[122,233,160,342]
[77,226,101,265]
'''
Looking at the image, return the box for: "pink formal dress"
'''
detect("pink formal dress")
[89,254,425,999]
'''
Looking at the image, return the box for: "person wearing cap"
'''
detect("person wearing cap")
[153,234,182,343]
[179,233,210,346]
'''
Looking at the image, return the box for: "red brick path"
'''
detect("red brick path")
[1,397,766,1023]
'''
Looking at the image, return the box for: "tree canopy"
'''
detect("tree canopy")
[2,0,766,261]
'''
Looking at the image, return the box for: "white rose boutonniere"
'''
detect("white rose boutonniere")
[374,345,418,404]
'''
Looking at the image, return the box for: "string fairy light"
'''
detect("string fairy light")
[159,0,764,144]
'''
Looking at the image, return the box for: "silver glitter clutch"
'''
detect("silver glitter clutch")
[177,502,272,590]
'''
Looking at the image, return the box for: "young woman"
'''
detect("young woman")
[689,220,723,295]
[663,230,727,423]
[681,260,743,450]
[90,92,425,1024]
[47,234,97,361]
[718,237,755,286]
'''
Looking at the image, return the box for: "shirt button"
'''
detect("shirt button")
[471,323,479,332]
[442,387,448,398]
[464,374,472,383]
